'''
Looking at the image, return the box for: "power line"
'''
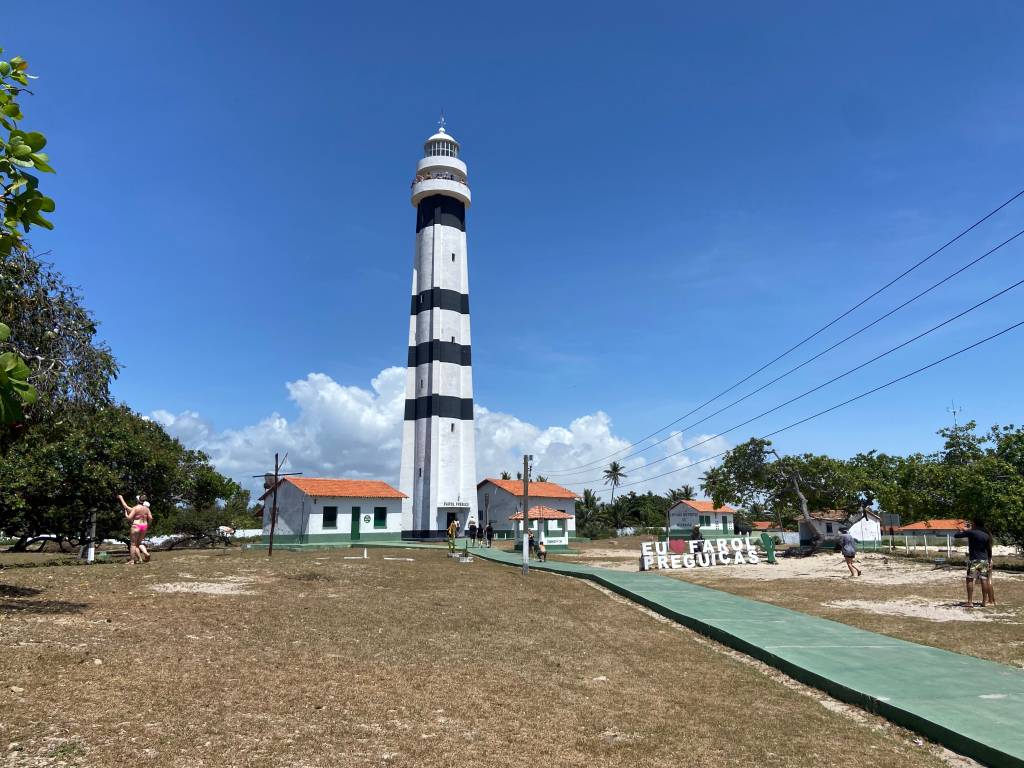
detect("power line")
[558,307,1024,491]
[542,187,1024,474]
[545,227,1024,478]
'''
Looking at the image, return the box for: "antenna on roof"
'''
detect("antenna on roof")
[438,110,446,133]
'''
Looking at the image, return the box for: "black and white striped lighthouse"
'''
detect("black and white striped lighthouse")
[399,122,477,538]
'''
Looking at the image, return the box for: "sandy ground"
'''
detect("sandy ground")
[566,550,1024,586]
[822,598,1017,623]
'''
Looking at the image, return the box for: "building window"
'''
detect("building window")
[418,467,422,478]
[451,336,455,343]
[699,515,711,527]
[450,422,455,432]
[452,253,455,261]
[322,506,338,529]
[826,523,833,534]
[374,507,387,529]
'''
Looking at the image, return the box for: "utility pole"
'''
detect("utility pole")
[522,454,532,576]
[252,453,302,557]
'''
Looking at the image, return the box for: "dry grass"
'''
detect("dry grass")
[0,548,958,767]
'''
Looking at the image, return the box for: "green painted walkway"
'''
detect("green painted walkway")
[450,545,1023,768]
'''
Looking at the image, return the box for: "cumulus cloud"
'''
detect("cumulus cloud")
[153,368,729,499]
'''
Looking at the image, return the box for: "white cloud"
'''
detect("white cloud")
[153,368,729,499]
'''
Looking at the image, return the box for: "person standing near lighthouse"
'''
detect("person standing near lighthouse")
[399,120,479,539]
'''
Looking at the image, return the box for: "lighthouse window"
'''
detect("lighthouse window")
[452,253,455,261]
[450,422,455,432]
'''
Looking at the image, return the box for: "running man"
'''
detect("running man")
[838,526,861,577]
[118,494,153,564]
[954,520,993,608]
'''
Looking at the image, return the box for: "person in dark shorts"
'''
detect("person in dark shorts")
[467,520,478,548]
[838,527,861,577]
[690,524,704,554]
[954,521,993,608]
[484,522,494,548]
[527,529,538,559]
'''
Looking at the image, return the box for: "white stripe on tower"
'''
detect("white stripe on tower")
[398,124,477,538]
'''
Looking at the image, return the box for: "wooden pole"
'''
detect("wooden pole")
[268,452,280,557]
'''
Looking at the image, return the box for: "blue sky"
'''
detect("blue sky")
[12,1,1024,492]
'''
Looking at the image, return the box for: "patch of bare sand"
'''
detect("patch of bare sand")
[823,597,1017,623]
[674,552,1024,586]
[150,575,256,596]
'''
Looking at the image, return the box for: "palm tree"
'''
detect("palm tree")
[500,471,512,480]
[680,484,695,500]
[603,461,627,505]
[535,475,548,482]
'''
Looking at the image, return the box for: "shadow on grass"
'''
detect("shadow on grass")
[0,594,88,614]
[0,584,43,598]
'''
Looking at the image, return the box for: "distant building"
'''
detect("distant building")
[509,506,573,547]
[667,499,737,535]
[260,478,405,546]
[799,509,881,544]
[477,478,578,541]
[896,519,968,537]
[752,521,785,533]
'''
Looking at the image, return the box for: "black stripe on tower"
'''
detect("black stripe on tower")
[416,195,465,232]
[410,288,470,315]
[407,341,472,367]
[404,395,474,420]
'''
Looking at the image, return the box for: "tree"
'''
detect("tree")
[534,474,548,482]
[0,405,236,549]
[603,461,627,505]
[702,438,858,534]
[0,321,35,423]
[679,484,695,500]
[499,471,511,480]
[574,488,609,539]
[1,50,56,259]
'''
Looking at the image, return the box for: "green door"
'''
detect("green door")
[350,506,361,541]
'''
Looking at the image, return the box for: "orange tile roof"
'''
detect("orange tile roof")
[509,506,574,521]
[263,477,407,500]
[671,499,737,514]
[896,519,968,532]
[752,521,776,530]
[480,478,578,499]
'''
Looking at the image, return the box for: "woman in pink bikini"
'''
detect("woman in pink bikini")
[118,494,153,564]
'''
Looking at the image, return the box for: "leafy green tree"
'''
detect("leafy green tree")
[603,460,627,505]
[0,405,236,549]
[499,471,512,480]
[0,321,35,423]
[574,488,610,538]
[0,50,56,259]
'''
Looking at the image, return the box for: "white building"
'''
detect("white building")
[667,499,738,536]
[798,509,882,544]
[509,507,573,548]
[399,121,478,538]
[476,478,578,541]
[260,478,405,546]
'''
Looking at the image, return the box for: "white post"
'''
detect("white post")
[923,535,928,555]
[905,535,909,554]
[522,454,531,576]
[946,534,951,558]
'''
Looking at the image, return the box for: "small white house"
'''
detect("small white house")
[259,477,406,546]
[510,506,573,547]
[799,509,881,544]
[667,499,738,536]
[477,478,578,541]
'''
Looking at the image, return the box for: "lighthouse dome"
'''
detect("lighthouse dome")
[424,128,460,158]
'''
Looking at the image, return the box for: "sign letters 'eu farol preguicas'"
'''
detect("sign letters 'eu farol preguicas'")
[640,539,762,570]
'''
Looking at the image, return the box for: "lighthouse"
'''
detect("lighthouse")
[399,122,478,538]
